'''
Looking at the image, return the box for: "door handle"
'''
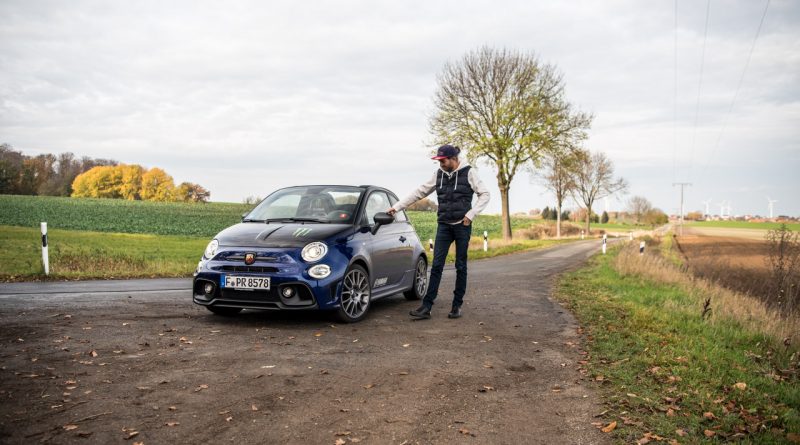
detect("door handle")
[399,236,407,243]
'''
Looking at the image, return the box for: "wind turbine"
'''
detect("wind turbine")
[702,198,712,219]
[767,197,778,219]
[717,200,727,218]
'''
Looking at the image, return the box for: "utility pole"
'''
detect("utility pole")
[673,182,691,236]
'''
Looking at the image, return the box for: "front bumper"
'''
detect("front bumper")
[192,248,346,311]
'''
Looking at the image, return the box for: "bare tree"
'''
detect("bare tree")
[571,151,628,233]
[429,47,591,239]
[627,195,653,224]
[539,149,586,238]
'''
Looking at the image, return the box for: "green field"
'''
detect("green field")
[0,195,562,281]
[0,194,253,237]
[687,220,800,231]
[0,194,538,241]
[557,247,799,444]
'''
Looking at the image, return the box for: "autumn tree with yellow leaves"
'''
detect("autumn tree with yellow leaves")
[71,164,209,202]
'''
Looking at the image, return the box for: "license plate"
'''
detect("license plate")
[223,275,271,290]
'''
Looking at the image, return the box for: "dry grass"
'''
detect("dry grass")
[613,242,800,351]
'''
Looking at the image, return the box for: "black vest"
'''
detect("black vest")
[436,166,474,223]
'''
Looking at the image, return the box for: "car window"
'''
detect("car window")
[364,191,390,225]
[245,186,363,223]
[388,195,408,222]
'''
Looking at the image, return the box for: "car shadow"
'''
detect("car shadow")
[196,293,415,328]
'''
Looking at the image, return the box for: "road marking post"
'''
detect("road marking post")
[41,222,49,275]
[483,231,488,252]
[629,232,633,241]
[429,239,433,253]
[602,233,607,255]
[639,240,646,255]
[581,230,585,240]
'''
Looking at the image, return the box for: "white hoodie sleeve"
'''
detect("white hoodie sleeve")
[465,168,490,221]
[391,171,437,212]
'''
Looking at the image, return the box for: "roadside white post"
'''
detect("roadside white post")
[41,222,49,275]
[602,233,607,255]
[639,240,646,255]
[581,230,585,240]
[429,239,433,253]
[629,232,633,241]
[483,231,488,252]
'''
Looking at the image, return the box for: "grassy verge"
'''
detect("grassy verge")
[687,220,800,231]
[1,225,575,281]
[556,245,799,444]
[0,225,206,281]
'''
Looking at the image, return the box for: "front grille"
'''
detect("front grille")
[219,265,279,273]
[221,289,281,303]
[225,253,280,262]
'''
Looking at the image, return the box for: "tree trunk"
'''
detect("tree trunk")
[499,186,512,240]
[556,200,562,239]
[585,206,591,234]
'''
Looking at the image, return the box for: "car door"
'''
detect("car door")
[362,191,410,290]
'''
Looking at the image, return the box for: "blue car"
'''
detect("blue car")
[193,185,429,322]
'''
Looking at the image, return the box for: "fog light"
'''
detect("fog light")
[204,283,215,295]
[308,264,331,279]
[282,286,295,298]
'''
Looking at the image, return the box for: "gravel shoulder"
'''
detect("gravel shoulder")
[0,241,609,444]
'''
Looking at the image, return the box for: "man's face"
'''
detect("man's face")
[438,157,459,172]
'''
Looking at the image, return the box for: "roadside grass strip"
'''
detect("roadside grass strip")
[686,220,800,231]
[0,225,206,281]
[556,244,800,444]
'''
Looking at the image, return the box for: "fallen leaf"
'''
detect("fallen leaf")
[314,333,323,337]
[601,421,617,433]
[225,416,233,422]
[402,343,410,348]
[125,431,139,439]
[703,412,716,420]
[168,406,177,411]
[89,350,98,357]
[63,424,79,431]
[733,382,747,391]
[251,404,259,411]
[261,365,276,369]
[787,433,800,443]
[363,384,375,389]
[335,431,351,436]
[637,437,651,445]
[703,430,715,438]
[335,439,346,445]
[165,421,179,426]
[675,429,687,437]
[194,384,209,392]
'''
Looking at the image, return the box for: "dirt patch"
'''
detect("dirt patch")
[0,242,608,444]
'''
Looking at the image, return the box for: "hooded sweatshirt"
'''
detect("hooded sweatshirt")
[391,160,490,224]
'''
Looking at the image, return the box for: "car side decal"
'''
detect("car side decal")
[293,228,313,237]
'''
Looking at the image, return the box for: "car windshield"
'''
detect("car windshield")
[244,186,363,224]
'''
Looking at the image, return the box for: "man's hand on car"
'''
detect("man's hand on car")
[386,208,397,216]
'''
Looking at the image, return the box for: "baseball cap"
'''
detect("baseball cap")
[431,144,460,160]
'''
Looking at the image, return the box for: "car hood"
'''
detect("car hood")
[216,222,353,248]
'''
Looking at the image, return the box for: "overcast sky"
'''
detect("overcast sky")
[2,0,798,217]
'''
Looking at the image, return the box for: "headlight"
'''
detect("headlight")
[308,264,331,279]
[301,242,328,262]
[204,239,219,259]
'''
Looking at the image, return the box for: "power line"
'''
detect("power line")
[702,0,770,174]
[672,0,679,184]
[688,0,711,182]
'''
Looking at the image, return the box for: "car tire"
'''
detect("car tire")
[206,306,243,316]
[403,256,427,300]
[336,264,371,323]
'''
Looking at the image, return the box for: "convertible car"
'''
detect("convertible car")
[193,185,428,322]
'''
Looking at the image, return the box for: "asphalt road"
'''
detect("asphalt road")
[0,240,610,444]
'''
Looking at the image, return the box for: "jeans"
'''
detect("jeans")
[423,222,472,309]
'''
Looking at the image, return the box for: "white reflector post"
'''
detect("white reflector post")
[41,222,49,275]
[429,239,433,253]
[602,233,607,255]
[581,230,585,240]
[639,240,646,255]
[483,231,488,252]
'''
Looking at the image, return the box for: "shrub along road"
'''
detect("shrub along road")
[0,240,612,444]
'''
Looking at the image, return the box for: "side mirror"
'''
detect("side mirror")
[241,212,248,222]
[371,212,394,235]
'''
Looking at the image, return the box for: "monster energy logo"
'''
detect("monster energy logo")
[293,228,313,237]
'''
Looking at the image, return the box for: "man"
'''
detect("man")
[387,144,490,319]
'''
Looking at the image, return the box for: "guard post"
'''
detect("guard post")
[41,222,49,275]
[429,238,433,253]
[602,233,607,255]
[639,240,646,255]
[483,230,488,252]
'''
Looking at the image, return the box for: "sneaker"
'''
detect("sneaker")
[409,305,431,319]
[448,306,462,319]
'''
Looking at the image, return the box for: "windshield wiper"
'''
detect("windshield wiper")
[264,217,329,224]
[242,218,265,223]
